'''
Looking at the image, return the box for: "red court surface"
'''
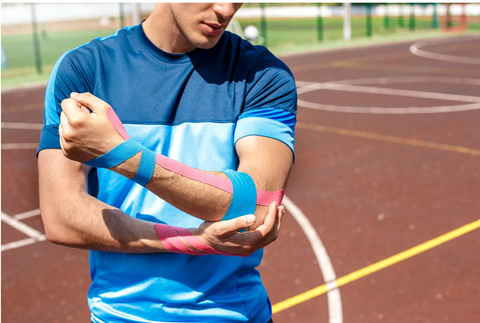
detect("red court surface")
[2,34,480,323]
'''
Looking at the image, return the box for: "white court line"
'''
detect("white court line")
[283,196,343,323]
[2,143,38,150]
[1,122,43,130]
[298,99,480,114]
[296,77,480,114]
[298,82,480,103]
[14,209,41,220]
[410,36,480,65]
[329,76,480,87]
[1,212,46,247]
[1,238,38,252]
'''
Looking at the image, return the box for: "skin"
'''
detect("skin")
[39,3,293,256]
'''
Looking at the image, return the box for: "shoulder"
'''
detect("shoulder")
[60,27,134,68]
[221,31,293,76]
[51,26,137,92]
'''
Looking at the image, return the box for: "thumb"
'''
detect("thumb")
[71,92,110,115]
[215,214,256,237]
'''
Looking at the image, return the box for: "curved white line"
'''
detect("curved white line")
[296,77,480,114]
[283,196,343,323]
[410,36,480,65]
[298,99,480,114]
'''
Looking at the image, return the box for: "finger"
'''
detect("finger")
[79,104,91,114]
[59,111,69,128]
[213,214,257,237]
[255,205,284,250]
[58,123,65,150]
[253,201,277,237]
[61,98,84,123]
[71,92,110,115]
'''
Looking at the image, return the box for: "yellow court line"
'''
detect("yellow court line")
[297,122,480,156]
[1,103,43,115]
[273,218,480,314]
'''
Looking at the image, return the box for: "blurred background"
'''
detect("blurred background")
[2,3,479,88]
[2,3,480,323]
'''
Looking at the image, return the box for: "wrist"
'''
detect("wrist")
[110,150,142,179]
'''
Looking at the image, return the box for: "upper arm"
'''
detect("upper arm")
[235,136,292,191]
[38,46,95,155]
[234,49,296,191]
[38,47,95,229]
[38,149,90,238]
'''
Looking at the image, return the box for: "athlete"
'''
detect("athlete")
[38,3,296,323]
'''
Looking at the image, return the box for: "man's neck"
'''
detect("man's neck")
[142,4,197,54]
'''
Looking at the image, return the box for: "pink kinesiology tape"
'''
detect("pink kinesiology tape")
[154,223,236,256]
[106,107,284,206]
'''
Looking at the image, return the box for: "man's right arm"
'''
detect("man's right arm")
[38,149,164,253]
[39,149,282,255]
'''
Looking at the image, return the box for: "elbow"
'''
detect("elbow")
[40,207,75,246]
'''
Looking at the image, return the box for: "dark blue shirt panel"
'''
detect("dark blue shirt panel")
[39,25,296,149]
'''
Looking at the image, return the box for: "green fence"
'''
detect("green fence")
[237,3,449,51]
[2,3,479,87]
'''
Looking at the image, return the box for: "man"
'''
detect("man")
[38,3,296,323]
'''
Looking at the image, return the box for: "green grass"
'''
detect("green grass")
[238,16,437,48]
[3,15,478,88]
[2,28,116,70]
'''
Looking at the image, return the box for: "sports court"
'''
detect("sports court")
[2,32,480,322]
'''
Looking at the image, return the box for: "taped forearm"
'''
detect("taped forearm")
[85,107,284,209]
[153,224,237,256]
[82,108,283,256]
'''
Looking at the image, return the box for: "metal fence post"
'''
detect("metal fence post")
[384,3,390,29]
[317,3,323,42]
[343,3,352,41]
[366,3,372,37]
[260,3,267,47]
[398,4,404,27]
[409,3,415,31]
[432,3,439,29]
[31,3,42,74]
[119,3,125,29]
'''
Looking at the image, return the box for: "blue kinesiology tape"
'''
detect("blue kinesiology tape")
[84,139,143,169]
[222,169,257,222]
[132,148,157,186]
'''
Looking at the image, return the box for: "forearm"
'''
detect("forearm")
[42,190,166,253]
[39,150,167,253]
[38,149,276,257]
[59,97,289,224]
[111,153,235,221]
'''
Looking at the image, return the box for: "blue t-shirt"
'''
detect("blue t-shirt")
[38,24,297,323]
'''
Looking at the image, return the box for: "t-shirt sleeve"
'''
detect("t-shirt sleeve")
[37,48,95,156]
[234,49,297,158]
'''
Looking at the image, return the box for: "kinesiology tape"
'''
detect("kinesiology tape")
[86,108,284,256]
[153,223,239,256]
[90,107,285,208]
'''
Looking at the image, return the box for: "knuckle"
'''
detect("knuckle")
[61,98,72,108]
[62,128,72,141]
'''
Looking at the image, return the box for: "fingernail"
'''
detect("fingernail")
[71,92,79,97]
[246,214,256,224]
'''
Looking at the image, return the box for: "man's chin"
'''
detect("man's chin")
[193,35,223,50]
